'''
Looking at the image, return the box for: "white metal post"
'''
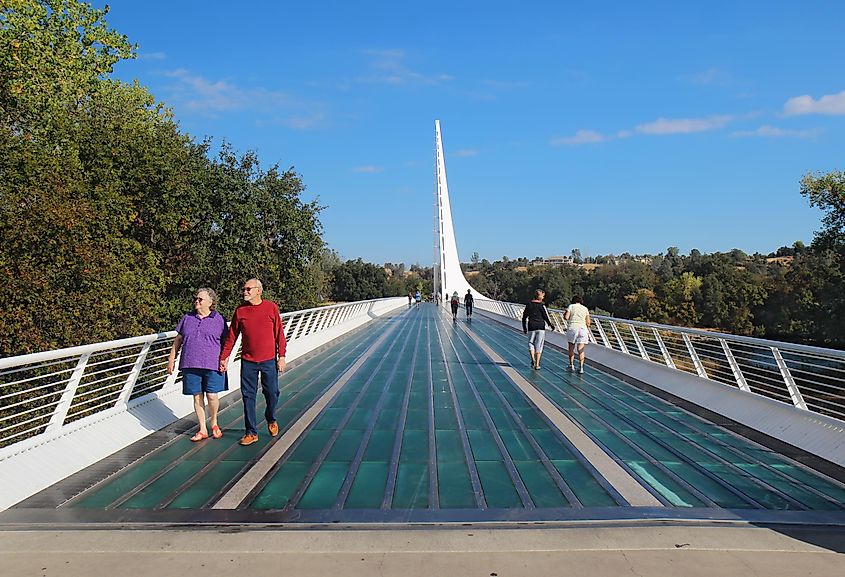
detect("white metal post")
[652,328,676,368]
[630,325,649,360]
[771,347,808,410]
[682,334,709,379]
[609,321,630,354]
[594,319,612,348]
[45,353,90,433]
[117,341,153,407]
[720,339,750,392]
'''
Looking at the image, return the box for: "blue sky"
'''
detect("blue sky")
[103,1,845,265]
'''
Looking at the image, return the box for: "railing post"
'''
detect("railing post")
[117,341,153,407]
[609,321,630,354]
[771,347,808,410]
[652,328,676,368]
[719,339,750,392]
[45,353,90,433]
[287,313,305,341]
[630,326,649,360]
[594,319,612,348]
[682,334,709,379]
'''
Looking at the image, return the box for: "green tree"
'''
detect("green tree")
[0,1,327,355]
[329,258,389,301]
[663,271,702,326]
[801,170,845,249]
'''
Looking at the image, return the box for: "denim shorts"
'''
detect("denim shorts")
[182,368,227,395]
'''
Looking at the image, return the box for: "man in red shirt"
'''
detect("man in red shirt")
[220,278,287,446]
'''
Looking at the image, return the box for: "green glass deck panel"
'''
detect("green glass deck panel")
[51,304,845,523]
[471,319,845,512]
[250,307,616,513]
[68,316,388,509]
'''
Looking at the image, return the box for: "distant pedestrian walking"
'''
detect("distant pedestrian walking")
[522,289,555,370]
[450,291,460,321]
[408,292,413,306]
[415,290,422,306]
[564,295,591,374]
[464,289,474,318]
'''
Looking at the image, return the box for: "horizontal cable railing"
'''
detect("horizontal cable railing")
[476,299,845,422]
[0,297,404,450]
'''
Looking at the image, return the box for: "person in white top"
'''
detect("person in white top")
[563,295,591,374]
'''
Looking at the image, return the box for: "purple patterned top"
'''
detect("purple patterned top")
[175,311,228,370]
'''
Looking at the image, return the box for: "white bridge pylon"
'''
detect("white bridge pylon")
[434,120,488,301]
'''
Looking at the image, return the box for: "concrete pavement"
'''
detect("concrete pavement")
[1,524,842,576]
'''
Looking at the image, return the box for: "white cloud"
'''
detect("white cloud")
[161,69,326,128]
[352,165,384,173]
[784,90,845,116]
[360,49,453,86]
[164,69,246,111]
[550,130,606,146]
[139,51,167,61]
[636,115,732,134]
[730,125,821,139]
[684,68,732,86]
[452,149,479,157]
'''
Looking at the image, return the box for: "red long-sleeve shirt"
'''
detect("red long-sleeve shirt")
[220,299,287,363]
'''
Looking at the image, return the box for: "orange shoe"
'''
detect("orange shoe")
[211,425,223,439]
[268,421,279,437]
[191,431,209,442]
[239,433,258,446]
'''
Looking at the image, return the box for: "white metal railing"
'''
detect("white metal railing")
[476,299,845,422]
[0,297,405,450]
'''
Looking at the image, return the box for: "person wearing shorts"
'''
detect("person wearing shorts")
[522,289,555,370]
[564,295,591,374]
[168,288,229,441]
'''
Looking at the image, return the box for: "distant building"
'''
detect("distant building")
[531,255,574,267]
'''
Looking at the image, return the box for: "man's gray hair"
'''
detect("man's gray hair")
[197,287,219,310]
[247,278,263,290]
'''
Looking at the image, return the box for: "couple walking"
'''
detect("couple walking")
[522,290,591,373]
[167,278,287,446]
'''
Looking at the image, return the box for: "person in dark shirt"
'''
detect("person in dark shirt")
[464,289,474,319]
[521,289,555,370]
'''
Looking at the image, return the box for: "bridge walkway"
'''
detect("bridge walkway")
[5,303,845,525]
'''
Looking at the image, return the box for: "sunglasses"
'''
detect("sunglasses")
[243,287,258,292]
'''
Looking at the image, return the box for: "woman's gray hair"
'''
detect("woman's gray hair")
[196,287,219,310]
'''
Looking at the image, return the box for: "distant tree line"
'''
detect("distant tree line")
[465,170,845,348]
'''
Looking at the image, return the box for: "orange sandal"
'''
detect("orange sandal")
[191,431,209,442]
[211,425,223,439]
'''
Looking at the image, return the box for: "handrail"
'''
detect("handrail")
[0,297,405,449]
[475,299,845,423]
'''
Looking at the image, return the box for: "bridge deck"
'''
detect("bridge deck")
[5,304,845,526]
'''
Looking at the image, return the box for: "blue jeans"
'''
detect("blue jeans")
[240,359,279,435]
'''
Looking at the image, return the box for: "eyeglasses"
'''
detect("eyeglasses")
[243,287,258,292]
[193,297,204,302]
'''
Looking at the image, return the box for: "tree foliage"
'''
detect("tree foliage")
[0,1,325,355]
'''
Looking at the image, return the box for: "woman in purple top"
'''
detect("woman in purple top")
[167,288,228,441]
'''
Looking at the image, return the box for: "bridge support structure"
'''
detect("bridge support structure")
[433,120,488,302]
